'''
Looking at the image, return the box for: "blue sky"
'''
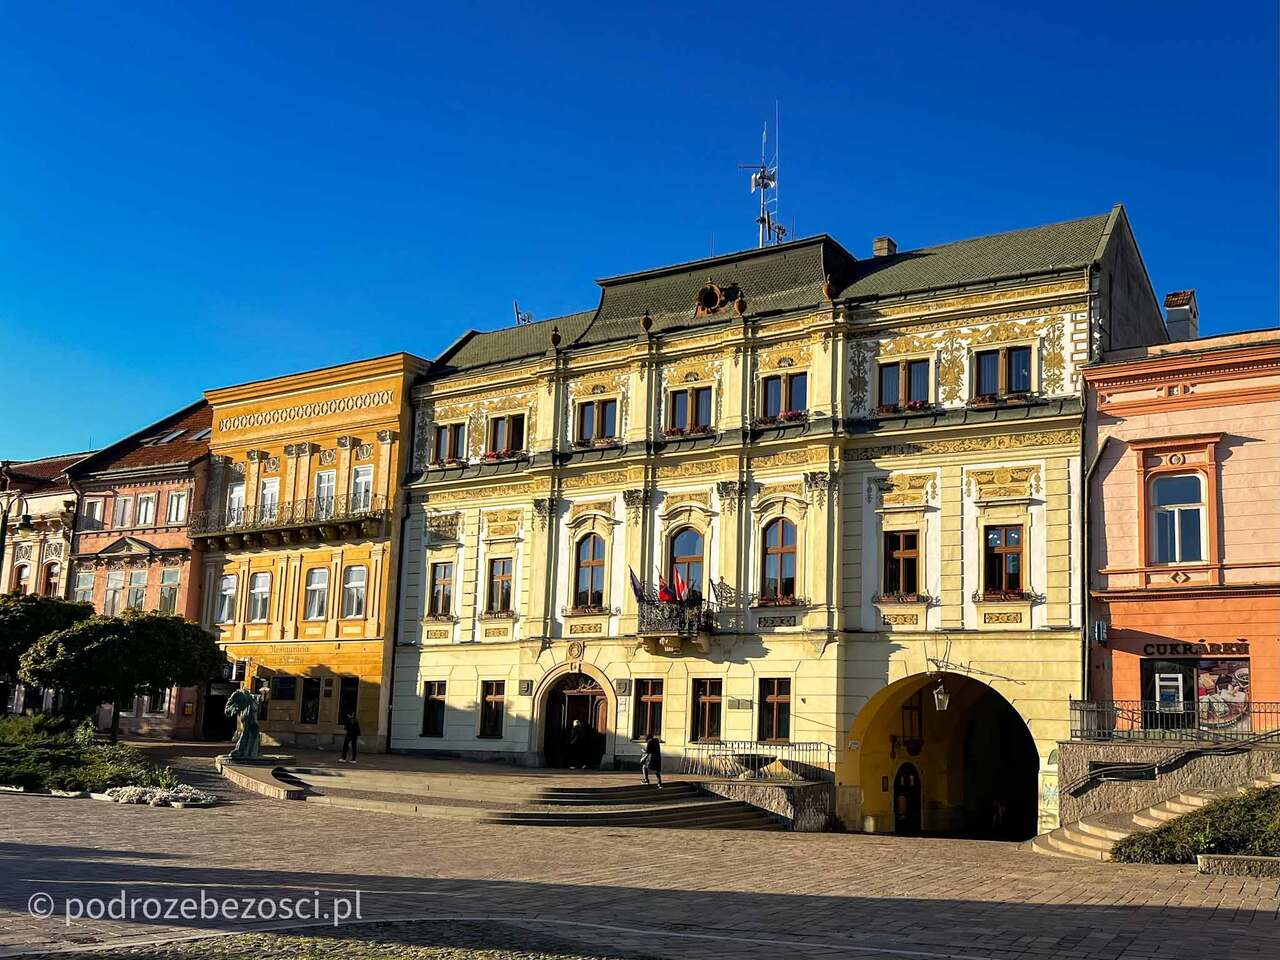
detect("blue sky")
[0,1,1276,459]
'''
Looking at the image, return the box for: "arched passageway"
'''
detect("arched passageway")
[848,672,1040,839]
[542,673,608,769]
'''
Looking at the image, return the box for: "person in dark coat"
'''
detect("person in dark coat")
[339,713,361,763]
[567,719,586,769]
[641,734,663,788]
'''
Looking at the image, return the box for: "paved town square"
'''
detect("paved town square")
[1,749,1278,960]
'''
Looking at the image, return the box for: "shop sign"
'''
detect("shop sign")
[1142,641,1249,656]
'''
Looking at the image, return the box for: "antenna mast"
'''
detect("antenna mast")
[738,114,785,248]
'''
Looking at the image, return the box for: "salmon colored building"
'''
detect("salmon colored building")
[1083,301,1280,735]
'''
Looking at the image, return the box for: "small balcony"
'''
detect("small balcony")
[191,493,389,548]
[636,598,712,654]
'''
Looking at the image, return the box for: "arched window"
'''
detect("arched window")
[42,563,61,597]
[1150,473,1205,564]
[12,564,30,595]
[574,534,605,609]
[669,527,704,598]
[303,568,329,620]
[761,518,797,601]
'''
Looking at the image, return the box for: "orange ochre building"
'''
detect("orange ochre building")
[1085,298,1280,732]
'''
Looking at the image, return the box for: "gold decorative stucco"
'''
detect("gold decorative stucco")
[844,429,1078,462]
[966,465,1042,500]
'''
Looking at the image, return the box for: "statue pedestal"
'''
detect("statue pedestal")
[215,754,296,767]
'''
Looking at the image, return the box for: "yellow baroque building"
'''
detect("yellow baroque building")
[389,206,1169,836]
[196,353,428,752]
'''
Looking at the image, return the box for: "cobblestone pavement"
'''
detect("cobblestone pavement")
[1,757,1278,960]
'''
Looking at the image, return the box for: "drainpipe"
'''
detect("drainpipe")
[384,493,412,754]
[1081,434,1111,704]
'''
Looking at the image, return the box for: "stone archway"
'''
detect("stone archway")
[845,672,1041,839]
[532,662,615,770]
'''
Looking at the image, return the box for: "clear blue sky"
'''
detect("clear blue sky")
[1,1,1276,459]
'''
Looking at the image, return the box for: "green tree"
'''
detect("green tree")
[0,594,93,682]
[18,611,224,740]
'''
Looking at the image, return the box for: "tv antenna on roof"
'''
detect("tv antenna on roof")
[513,299,533,326]
[738,106,785,248]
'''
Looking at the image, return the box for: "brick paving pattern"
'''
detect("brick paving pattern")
[0,749,1277,959]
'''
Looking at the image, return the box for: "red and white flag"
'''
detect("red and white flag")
[672,566,688,601]
[657,574,675,603]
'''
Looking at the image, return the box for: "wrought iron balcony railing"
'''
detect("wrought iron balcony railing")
[637,598,711,637]
[1071,699,1280,743]
[190,493,388,536]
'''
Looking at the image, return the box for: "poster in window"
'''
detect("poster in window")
[1196,660,1250,730]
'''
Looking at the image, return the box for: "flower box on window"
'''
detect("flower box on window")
[1004,391,1031,404]
[752,415,778,428]
[905,399,932,413]
[874,592,921,604]
[980,588,1028,602]
[755,594,801,608]
[686,424,714,437]
[478,610,517,621]
[876,403,900,416]
[592,437,620,449]
[482,449,527,463]
[663,426,687,438]
[970,394,998,408]
[779,409,807,423]
[568,605,609,617]
[570,438,593,449]
[432,457,466,468]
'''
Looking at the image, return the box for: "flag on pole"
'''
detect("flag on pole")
[672,566,688,601]
[629,567,646,602]
[657,574,674,603]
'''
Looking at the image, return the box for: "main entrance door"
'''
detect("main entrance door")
[544,673,607,769]
[894,762,922,834]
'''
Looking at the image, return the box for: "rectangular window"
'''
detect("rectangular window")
[669,390,689,430]
[146,688,167,714]
[479,680,505,738]
[882,530,920,597]
[694,386,712,428]
[226,482,245,525]
[112,496,133,528]
[907,359,930,404]
[300,677,321,724]
[1151,474,1205,564]
[487,414,525,455]
[434,423,466,463]
[104,571,125,616]
[1007,346,1032,393]
[82,498,104,531]
[575,399,618,443]
[975,350,1000,397]
[73,572,95,604]
[486,558,513,614]
[758,677,792,742]
[878,363,900,407]
[304,568,329,620]
[762,376,783,418]
[786,373,807,412]
[633,678,664,740]
[215,574,237,623]
[314,471,336,519]
[166,490,188,524]
[668,387,713,432]
[351,466,374,511]
[258,478,280,522]
[761,373,807,419]
[158,568,180,615]
[429,562,454,616]
[248,572,271,622]
[270,675,297,701]
[126,570,147,611]
[341,565,367,619]
[338,676,359,724]
[691,678,722,742]
[983,525,1023,597]
[421,680,447,737]
[136,494,156,526]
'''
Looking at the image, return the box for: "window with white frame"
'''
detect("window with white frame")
[248,572,271,622]
[314,471,336,519]
[112,496,133,528]
[258,478,279,522]
[73,571,95,604]
[82,498,104,530]
[342,565,367,618]
[215,574,237,623]
[166,490,188,524]
[158,568,180,615]
[126,570,147,610]
[104,571,125,616]
[304,568,329,620]
[351,466,373,511]
[226,482,245,524]
[1150,474,1206,564]
[136,494,156,526]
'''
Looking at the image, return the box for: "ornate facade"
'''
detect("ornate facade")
[196,353,428,751]
[390,205,1169,835]
[66,400,212,738]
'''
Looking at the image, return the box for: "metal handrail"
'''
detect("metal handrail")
[191,493,388,535]
[681,739,835,782]
[1070,699,1280,743]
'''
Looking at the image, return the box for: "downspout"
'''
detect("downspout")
[1081,433,1111,703]
[384,491,411,755]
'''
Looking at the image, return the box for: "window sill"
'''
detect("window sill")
[424,613,458,622]
[476,733,505,740]
[478,611,517,621]
[564,605,613,618]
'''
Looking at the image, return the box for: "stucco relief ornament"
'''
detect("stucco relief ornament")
[532,496,558,530]
[623,488,652,525]
[319,449,337,466]
[715,480,743,514]
[265,457,280,473]
[803,471,832,507]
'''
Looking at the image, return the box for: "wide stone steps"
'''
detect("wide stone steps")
[1030,769,1280,862]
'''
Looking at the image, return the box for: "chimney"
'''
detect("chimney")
[1164,290,1199,342]
[873,235,897,258]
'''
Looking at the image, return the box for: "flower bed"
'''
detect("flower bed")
[104,784,217,807]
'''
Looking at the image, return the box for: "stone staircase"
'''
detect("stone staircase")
[1029,770,1280,861]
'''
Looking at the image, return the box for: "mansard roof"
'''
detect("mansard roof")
[68,400,212,480]
[427,207,1122,377]
[0,451,95,494]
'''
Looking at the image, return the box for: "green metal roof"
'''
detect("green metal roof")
[426,208,1119,377]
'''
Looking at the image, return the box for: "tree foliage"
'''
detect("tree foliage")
[0,594,93,679]
[18,611,225,732]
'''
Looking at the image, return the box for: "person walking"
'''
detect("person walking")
[339,712,361,763]
[567,718,586,769]
[641,733,663,788]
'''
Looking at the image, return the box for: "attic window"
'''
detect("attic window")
[189,428,212,442]
[150,429,186,445]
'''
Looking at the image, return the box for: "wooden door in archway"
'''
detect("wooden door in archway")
[543,673,607,769]
[894,762,922,834]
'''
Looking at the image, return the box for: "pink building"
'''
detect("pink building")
[67,401,216,739]
[1083,300,1280,736]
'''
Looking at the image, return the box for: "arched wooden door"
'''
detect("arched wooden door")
[543,673,608,769]
[894,762,923,834]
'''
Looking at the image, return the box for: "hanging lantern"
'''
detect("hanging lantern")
[932,680,950,712]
